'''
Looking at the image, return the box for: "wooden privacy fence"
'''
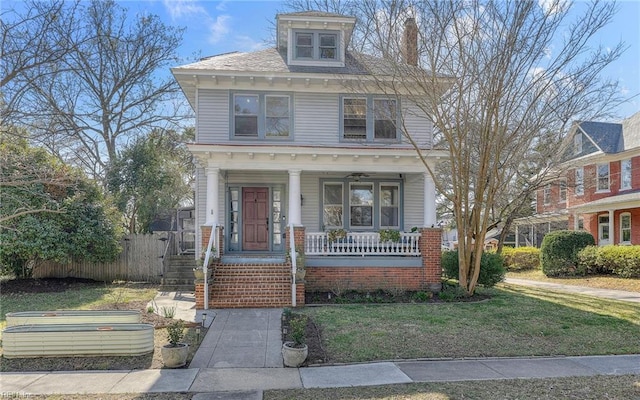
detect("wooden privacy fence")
[33,233,168,283]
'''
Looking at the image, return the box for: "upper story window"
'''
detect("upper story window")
[294,30,339,61]
[559,180,567,202]
[597,163,610,192]
[341,96,400,142]
[232,92,292,139]
[543,184,551,205]
[573,133,582,155]
[575,167,584,195]
[621,159,632,190]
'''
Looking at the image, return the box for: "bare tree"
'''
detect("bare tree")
[3,0,188,180]
[285,0,626,295]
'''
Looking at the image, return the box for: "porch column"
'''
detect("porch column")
[609,209,615,244]
[515,225,519,248]
[423,172,436,227]
[205,166,219,226]
[573,212,579,230]
[288,169,302,226]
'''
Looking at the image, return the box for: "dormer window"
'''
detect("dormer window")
[294,30,339,61]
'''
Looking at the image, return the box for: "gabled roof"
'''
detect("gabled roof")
[578,121,623,153]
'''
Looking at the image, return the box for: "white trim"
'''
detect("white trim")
[620,212,632,244]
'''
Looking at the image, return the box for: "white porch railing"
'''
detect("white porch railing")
[305,232,421,256]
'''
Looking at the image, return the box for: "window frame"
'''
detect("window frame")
[322,182,344,229]
[230,92,293,140]
[290,29,342,65]
[319,178,403,231]
[620,212,631,244]
[596,163,610,192]
[543,184,551,205]
[340,95,401,143]
[575,167,584,196]
[559,180,567,203]
[621,159,632,190]
[598,214,610,242]
[573,133,582,155]
[379,183,400,229]
[349,182,374,229]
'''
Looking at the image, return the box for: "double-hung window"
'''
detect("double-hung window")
[575,167,584,196]
[559,180,567,202]
[597,163,610,192]
[341,96,399,142]
[322,183,343,229]
[380,184,400,228]
[350,183,374,228]
[294,31,339,61]
[543,184,551,205]
[621,159,632,190]
[621,213,631,244]
[232,93,291,139]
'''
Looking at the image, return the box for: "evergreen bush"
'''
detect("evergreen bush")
[502,246,540,271]
[540,230,595,276]
[441,250,505,287]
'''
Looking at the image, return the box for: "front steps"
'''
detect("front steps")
[209,262,293,308]
[159,255,198,292]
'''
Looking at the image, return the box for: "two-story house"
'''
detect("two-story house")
[172,11,447,308]
[515,111,640,247]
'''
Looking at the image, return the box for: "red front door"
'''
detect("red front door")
[242,187,269,251]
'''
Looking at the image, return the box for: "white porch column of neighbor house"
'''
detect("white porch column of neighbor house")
[574,212,580,230]
[423,172,437,227]
[205,166,219,226]
[609,209,615,244]
[288,169,302,226]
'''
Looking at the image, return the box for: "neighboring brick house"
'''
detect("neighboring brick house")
[515,111,640,247]
[171,12,447,308]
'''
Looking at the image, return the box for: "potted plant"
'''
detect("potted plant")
[161,320,189,368]
[282,315,308,367]
[327,228,347,243]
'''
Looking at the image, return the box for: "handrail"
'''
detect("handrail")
[161,232,175,279]
[289,223,297,307]
[305,231,421,256]
[202,225,218,310]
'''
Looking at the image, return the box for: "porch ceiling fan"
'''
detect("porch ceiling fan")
[345,172,370,181]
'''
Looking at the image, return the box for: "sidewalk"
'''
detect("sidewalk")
[504,278,640,303]
[2,355,639,397]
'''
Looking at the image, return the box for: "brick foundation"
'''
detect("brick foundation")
[195,280,213,309]
[420,228,442,292]
[306,266,425,292]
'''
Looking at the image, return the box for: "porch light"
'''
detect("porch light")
[202,312,207,328]
[301,194,304,206]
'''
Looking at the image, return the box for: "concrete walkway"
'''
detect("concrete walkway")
[2,283,640,399]
[504,278,640,303]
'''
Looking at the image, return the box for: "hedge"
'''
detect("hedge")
[577,245,640,278]
[540,230,595,276]
[502,246,540,271]
[441,250,505,287]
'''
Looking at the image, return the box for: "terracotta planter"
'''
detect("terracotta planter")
[295,269,306,281]
[161,343,189,368]
[282,342,308,367]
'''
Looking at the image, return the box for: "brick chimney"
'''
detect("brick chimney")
[402,17,418,66]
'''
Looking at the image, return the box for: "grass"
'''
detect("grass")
[301,285,640,363]
[506,269,640,292]
[264,375,640,400]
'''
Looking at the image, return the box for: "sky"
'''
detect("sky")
[6,0,640,119]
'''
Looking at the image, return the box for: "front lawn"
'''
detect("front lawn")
[301,284,640,363]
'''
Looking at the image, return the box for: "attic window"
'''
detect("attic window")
[573,133,582,155]
[294,31,339,61]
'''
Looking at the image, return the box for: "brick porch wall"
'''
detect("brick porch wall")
[421,228,443,292]
[305,266,425,292]
[195,280,212,309]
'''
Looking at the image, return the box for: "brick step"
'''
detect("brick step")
[210,298,291,308]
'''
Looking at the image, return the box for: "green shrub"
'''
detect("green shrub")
[598,245,640,278]
[540,230,595,276]
[502,247,541,271]
[441,250,505,287]
[576,245,603,275]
